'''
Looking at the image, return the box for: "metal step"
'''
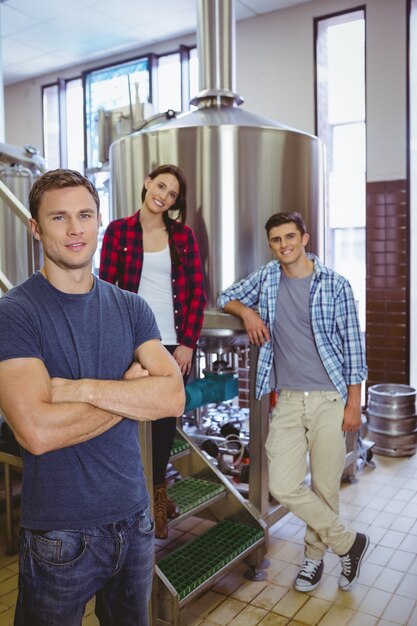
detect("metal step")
[167,476,226,522]
[156,519,264,604]
[170,438,190,460]
[153,429,267,625]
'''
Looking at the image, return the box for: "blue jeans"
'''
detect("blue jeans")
[14,506,154,626]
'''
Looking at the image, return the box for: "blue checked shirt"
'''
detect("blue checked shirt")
[217,254,367,404]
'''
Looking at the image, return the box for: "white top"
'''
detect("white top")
[138,245,177,345]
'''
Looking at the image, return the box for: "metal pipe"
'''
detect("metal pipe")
[191,0,243,106]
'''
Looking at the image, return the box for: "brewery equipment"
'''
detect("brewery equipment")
[106,1,348,622]
[109,4,324,309]
[108,0,325,503]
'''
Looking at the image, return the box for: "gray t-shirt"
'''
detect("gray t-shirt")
[271,272,336,391]
[0,272,161,530]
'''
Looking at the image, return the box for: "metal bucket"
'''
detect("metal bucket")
[366,384,417,456]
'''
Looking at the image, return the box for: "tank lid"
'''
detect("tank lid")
[135,106,318,141]
[368,384,417,398]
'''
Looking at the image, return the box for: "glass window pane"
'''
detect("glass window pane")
[333,123,366,173]
[66,78,84,172]
[316,10,366,331]
[42,85,60,170]
[328,172,366,228]
[85,57,150,169]
[157,53,181,113]
[327,19,365,124]
[93,170,111,275]
[331,227,366,328]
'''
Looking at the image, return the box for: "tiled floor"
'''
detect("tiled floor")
[0,450,417,625]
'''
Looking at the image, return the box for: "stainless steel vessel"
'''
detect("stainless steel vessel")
[367,384,417,456]
[109,0,324,307]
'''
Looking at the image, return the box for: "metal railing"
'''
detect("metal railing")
[0,269,13,293]
[0,178,38,293]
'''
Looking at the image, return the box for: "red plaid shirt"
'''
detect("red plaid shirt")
[99,211,206,349]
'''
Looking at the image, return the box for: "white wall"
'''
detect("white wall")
[236,0,406,182]
[4,0,407,183]
[236,2,317,134]
[5,80,42,149]
[366,0,406,181]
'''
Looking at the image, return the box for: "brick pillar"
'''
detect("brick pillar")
[366,179,408,392]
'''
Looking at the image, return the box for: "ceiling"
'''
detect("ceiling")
[0,0,311,86]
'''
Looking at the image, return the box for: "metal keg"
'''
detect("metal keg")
[366,384,417,456]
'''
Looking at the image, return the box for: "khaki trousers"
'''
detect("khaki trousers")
[266,390,356,560]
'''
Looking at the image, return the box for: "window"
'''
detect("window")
[41,44,197,269]
[42,78,84,172]
[157,53,181,113]
[66,79,84,172]
[43,45,197,175]
[42,85,60,170]
[84,57,150,170]
[157,47,198,113]
[83,57,150,273]
[316,10,366,329]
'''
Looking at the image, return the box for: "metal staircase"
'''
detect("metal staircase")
[152,430,267,626]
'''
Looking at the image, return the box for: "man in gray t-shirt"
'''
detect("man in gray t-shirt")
[0,169,184,626]
[218,211,368,595]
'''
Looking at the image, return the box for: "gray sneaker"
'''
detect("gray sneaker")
[339,533,370,591]
[294,558,324,592]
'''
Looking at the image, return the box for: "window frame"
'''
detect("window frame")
[42,44,198,174]
[314,6,367,332]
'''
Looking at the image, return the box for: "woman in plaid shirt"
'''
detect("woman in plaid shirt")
[100,164,206,538]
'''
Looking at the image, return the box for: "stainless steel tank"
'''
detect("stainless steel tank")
[109,0,324,307]
[367,384,417,457]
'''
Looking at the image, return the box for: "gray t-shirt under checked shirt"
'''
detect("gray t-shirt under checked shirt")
[271,271,336,392]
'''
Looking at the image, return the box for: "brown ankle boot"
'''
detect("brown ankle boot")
[166,492,180,519]
[153,483,168,540]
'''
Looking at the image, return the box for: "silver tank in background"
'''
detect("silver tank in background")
[109,0,324,308]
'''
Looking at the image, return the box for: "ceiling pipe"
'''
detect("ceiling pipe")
[190,0,243,108]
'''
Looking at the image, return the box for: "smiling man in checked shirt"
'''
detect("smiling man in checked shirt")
[218,211,369,594]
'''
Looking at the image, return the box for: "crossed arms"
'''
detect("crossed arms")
[0,339,185,456]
